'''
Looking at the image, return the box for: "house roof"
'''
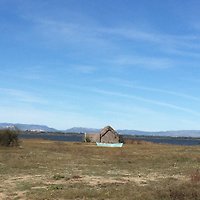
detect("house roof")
[100,126,119,138]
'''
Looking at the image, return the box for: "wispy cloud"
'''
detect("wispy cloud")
[99,100,159,116]
[0,88,46,104]
[87,88,200,117]
[0,66,47,81]
[105,78,200,102]
[100,27,161,44]
[109,55,174,69]
[132,85,200,102]
[30,17,111,48]
[72,65,98,74]
[102,26,200,48]
[20,10,200,63]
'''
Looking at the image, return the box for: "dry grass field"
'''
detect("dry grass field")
[0,139,200,200]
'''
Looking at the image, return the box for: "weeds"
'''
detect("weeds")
[52,174,65,180]
[0,129,19,147]
[48,184,64,190]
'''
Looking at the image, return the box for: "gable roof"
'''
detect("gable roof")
[100,126,119,138]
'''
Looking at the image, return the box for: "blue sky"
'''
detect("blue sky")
[1,0,200,131]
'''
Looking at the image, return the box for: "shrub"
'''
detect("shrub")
[119,135,124,143]
[53,174,65,180]
[85,136,91,142]
[0,129,19,147]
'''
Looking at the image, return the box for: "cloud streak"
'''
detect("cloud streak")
[97,77,200,103]
[87,88,200,117]
[101,26,200,55]
[109,78,200,102]
[109,55,174,69]
[18,9,200,70]
[72,65,98,74]
[0,88,46,104]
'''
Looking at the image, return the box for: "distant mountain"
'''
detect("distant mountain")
[64,127,100,133]
[0,123,57,132]
[118,129,200,137]
[0,123,16,130]
[65,127,200,137]
[1,123,200,137]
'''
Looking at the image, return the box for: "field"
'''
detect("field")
[0,139,200,200]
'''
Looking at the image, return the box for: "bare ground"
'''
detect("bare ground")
[0,172,189,199]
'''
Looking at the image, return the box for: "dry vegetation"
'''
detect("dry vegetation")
[0,129,19,147]
[0,139,200,200]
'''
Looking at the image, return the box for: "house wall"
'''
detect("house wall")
[86,133,100,142]
[86,129,120,143]
[101,131,119,143]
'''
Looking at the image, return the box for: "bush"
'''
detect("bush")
[0,129,19,147]
[85,136,91,143]
[53,174,65,180]
[119,135,124,143]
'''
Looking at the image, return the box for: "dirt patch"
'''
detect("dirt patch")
[72,173,189,187]
[31,186,47,190]
[15,191,27,200]
[0,190,27,200]
[72,175,127,186]
[0,192,6,200]
[0,171,189,199]
[0,175,46,200]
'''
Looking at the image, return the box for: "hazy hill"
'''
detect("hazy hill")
[0,123,57,132]
[64,127,100,133]
[65,127,200,137]
[1,123,200,137]
[117,129,200,137]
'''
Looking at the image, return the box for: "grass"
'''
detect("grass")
[0,139,200,199]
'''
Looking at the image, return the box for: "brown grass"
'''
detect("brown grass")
[190,169,200,183]
[123,138,151,145]
[0,139,200,199]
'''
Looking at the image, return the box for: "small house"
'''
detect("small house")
[86,126,120,143]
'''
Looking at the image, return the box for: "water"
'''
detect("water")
[19,133,84,142]
[133,137,200,146]
[19,133,200,146]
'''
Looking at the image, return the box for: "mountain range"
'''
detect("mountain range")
[0,123,57,132]
[1,123,200,137]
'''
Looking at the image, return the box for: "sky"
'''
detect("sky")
[1,0,200,131]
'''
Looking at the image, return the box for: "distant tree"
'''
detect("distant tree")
[119,135,124,143]
[0,129,20,147]
[85,135,91,143]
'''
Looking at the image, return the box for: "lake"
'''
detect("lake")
[19,133,84,142]
[19,133,200,146]
[134,137,200,146]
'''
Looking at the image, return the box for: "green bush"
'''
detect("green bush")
[0,129,19,147]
